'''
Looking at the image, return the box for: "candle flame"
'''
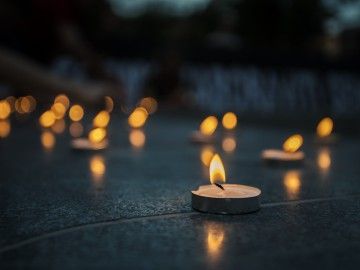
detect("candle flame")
[69,105,84,122]
[283,134,303,153]
[317,117,333,138]
[39,110,56,128]
[93,110,110,128]
[200,116,218,136]
[222,112,237,130]
[0,100,11,119]
[128,107,148,128]
[88,128,106,143]
[209,154,226,184]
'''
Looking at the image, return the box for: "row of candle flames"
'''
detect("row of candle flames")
[0,95,333,195]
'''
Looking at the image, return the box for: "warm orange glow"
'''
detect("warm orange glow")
[105,96,114,113]
[5,96,16,112]
[69,122,83,137]
[200,146,214,166]
[200,116,218,136]
[51,102,67,119]
[139,97,158,114]
[0,120,10,138]
[0,100,11,119]
[69,105,84,121]
[88,128,106,143]
[317,117,333,138]
[90,155,106,180]
[19,96,36,113]
[39,110,56,128]
[209,154,226,184]
[51,119,66,134]
[207,228,224,257]
[41,131,55,150]
[318,149,331,171]
[93,110,110,128]
[128,107,148,128]
[284,171,301,198]
[54,94,70,110]
[283,134,303,153]
[222,112,237,130]
[222,137,236,152]
[129,129,146,148]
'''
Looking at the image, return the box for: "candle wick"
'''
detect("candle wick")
[214,183,225,190]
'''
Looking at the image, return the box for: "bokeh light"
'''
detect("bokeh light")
[128,107,148,128]
[90,155,106,184]
[317,117,333,138]
[283,134,303,153]
[5,96,16,113]
[222,112,237,130]
[88,128,107,143]
[51,119,66,134]
[139,97,158,114]
[51,102,67,119]
[69,122,83,137]
[69,105,84,122]
[39,110,56,128]
[105,96,114,113]
[0,100,11,119]
[54,94,70,110]
[318,149,331,172]
[283,171,301,199]
[129,129,146,148]
[200,146,214,167]
[93,110,110,128]
[0,120,11,138]
[222,137,236,153]
[41,131,55,150]
[200,116,218,136]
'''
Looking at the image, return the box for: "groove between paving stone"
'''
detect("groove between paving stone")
[1,194,359,254]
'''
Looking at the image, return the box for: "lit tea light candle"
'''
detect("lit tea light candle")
[192,154,261,214]
[261,134,305,165]
[71,127,108,151]
[190,116,218,144]
[315,117,336,144]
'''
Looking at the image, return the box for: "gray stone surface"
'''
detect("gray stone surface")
[0,113,359,269]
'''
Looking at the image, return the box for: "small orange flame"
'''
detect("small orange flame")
[93,110,110,128]
[283,134,303,153]
[0,100,11,119]
[39,110,56,128]
[222,112,237,130]
[209,154,226,184]
[69,105,84,122]
[128,107,148,128]
[200,116,218,136]
[54,94,70,110]
[317,117,333,138]
[88,128,106,143]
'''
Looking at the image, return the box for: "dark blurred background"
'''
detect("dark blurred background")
[0,0,359,121]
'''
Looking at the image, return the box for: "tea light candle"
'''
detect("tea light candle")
[315,117,337,144]
[192,154,261,214]
[71,127,108,151]
[261,134,305,165]
[190,116,218,144]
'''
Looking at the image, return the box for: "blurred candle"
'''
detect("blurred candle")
[39,110,56,128]
[317,117,333,138]
[69,105,84,122]
[93,110,110,128]
[222,112,237,130]
[54,94,70,110]
[128,107,148,128]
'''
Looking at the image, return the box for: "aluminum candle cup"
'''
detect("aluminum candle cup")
[71,138,108,151]
[262,134,305,165]
[192,184,261,214]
